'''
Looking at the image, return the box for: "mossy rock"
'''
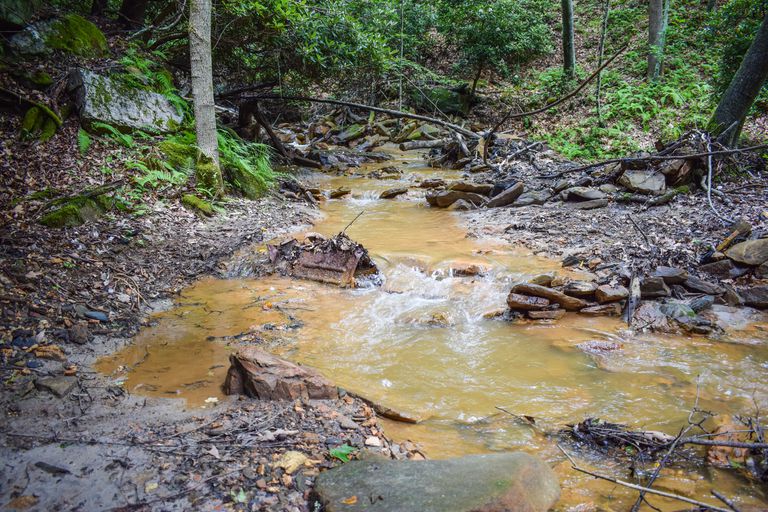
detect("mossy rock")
[411,87,472,117]
[181,194,214,216]
[228,167,267,199]
[0,0,40,28]
[39,194,113,228]
[158,140,195,170]
[21,106,58,142]
[45,14,108,57]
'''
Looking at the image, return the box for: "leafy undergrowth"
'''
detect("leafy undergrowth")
[475,0,767,161]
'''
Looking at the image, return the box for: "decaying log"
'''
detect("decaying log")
[245,94,479,139]
[398,138,451,151]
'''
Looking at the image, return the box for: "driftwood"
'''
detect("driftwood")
[245,94,479,139]
[251,101,321,169]
[398,138,451,151]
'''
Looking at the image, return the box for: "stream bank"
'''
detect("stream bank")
[3,136,767,510]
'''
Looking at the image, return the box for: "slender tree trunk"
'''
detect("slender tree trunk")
[470,64,483,96]
[595,0,610,125]
[562,0,576,79]
[91,0,108,16]
[189,0,223,195]
[118,0,150,27]
[648,0,670,80]
[710,13,768,146]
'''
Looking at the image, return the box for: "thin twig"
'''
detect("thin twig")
[711,490,744,512]
[557,445,731,512]
[341,210,365,234]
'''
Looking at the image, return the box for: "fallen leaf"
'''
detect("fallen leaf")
[342,496,358,505]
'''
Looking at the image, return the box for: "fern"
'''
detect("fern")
[91,122,134,148]
[77,129,91,154]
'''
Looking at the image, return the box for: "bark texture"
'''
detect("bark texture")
[710,13,768,146]
[562,0,576,78]
[189,0,223,194]
[648,0,670,80]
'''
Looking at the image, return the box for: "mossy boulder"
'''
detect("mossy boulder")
[68,68,183,133]
[181,194,214,216]
[412,86,473,117]
[229,167,267,199]
[0,0,40,29]
[39,195,113,228]
[10,15,107,57]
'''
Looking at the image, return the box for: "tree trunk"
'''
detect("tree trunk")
[189,0,223,195]
[648,0,670,80]
[710,13,768,146]
[91,0,108,16]
[562,0,576,79]
[470,64,483,97]
[118,0,149,26]
[706,0,717,11]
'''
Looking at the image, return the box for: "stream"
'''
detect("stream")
[99,146,768,509]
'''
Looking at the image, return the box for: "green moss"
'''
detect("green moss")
[195,155,224,196]
[21,106,42,134]
[45,14,108,58]
[229,167,264,199]
[181,194,214,216]
[39,194,113,228]
[39,117,57,142]
[30,71,53,87]
[158,140,195,169]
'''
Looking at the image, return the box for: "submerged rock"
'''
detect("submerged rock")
[527,309,566,320]
[69,69,183,133]
[507,293,550,311]
[426,190,487,208]
[224,347,338,400]
[379,187,408,199]
[312,452,560,512]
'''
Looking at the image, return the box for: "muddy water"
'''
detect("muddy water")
[99,146,768,510]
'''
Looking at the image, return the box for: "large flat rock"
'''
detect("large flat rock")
[68,68,183,133]
[312,452,560,512]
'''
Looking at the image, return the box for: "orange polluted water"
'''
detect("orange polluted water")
[98,146,768,509]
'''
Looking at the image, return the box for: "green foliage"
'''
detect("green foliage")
[20,106,58,142]
[181,194,214,216]
[437,0,552,83]
[91,121,135,148]
[217,129,275,198]
[329,444,356,463]
[127,158,187,189]
[117,47,189,117]
[77,128,91,154]
[45,14,108,57]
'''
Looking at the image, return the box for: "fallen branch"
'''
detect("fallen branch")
[558,444,732,512]
[244,94,479,139]
[539,143,768,179]
[483,43,629,163]
[252,101,321,169]
[398,138,451,151]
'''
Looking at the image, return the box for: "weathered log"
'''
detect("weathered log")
[399,138,451,151]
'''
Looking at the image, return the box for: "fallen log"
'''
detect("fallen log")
[398,138,451,151]
[245,94,479,139]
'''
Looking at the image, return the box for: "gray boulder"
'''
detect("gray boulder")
[69,69,183,133]
[559,187,606,202]
[618,170,666,195]
[486,182,524,208]
[512,190,550,207]
[740,286,768,309]
[312,452,560,512]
